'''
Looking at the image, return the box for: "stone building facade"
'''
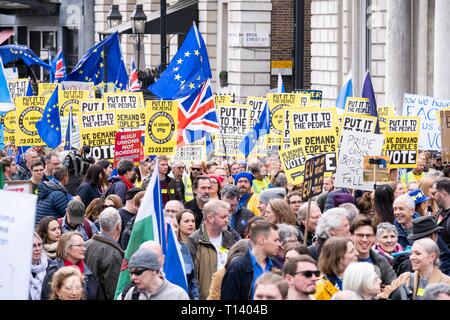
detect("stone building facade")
[310,0,450,113]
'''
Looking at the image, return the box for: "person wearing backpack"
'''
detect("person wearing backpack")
[59,199,99,241]
[105,160,137,204]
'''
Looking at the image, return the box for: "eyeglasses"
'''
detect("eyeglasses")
[164,209,179,214]
[354,233,375,240]
[129,268,148,276]
[71,243,85,248]
[191,167,202,171]
[294,270,321,278]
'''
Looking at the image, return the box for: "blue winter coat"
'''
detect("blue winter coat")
[35,181,70,225]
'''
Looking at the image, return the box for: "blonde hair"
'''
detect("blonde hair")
[50,266,84,300]
[56,232,84,260]
[414,238,440,266]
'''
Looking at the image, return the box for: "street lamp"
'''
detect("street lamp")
[107,5,122,29]
[131,4,147,71]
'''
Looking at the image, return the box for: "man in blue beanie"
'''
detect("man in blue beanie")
[233,172,260,215]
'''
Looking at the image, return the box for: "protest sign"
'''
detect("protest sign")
[0,109,16,144]
[335,131,384,191]
[7,79,29,99]
[145,100,178,156]
[295,90,323,108]
[384,116,420,168]
[344,97,371,115]
[216,104,249,156]
[3,180,33,194]
[340,114,377,133]
[403,93,450,150]
[278,145,307,185]
[61,81,95,92]
[79,110,118,160]
[80,99,106,113]
[215,95,232,106]
[114,130,143,167]
[4,67,18,81]
[290,108,338,155]
[0,190,37,299]
[173,139,207,163]
[58,90,91,117]
[14,96,47,146]
[246,97,267,127]
[302,154,326,202]
[377,106,396,133]
[106,92,145,130]
[267,93,301,147]
[440,110,450,162]
[38,83,58,97]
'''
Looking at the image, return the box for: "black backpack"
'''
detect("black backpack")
[121,283,140,300]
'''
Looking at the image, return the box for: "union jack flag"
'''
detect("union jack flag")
[53,47,66,82]
[128,57,140,92]
[177,79,220,146]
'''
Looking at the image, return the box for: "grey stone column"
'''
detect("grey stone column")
[386,0,411,115]
[434,0,450,99]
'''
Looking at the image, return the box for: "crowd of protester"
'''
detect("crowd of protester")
[3,146,450,300]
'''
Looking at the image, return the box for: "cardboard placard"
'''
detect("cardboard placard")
[335,131,384,191]
[440,110,450,162]
[302,154,326,201]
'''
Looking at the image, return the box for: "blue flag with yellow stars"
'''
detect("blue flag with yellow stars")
[239,100,271,158]
[65,32,128,90]
[148,24,212,100]
[0,44,51,70]
[35,88,61,149]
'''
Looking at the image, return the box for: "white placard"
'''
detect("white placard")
[335,131,384,191]
[403,93,450,151]
[0,190,37,299]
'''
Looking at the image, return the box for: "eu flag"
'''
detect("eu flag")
[0,44,51,70]
[148,24,212,100]
[239,100,271,158]
[35,88,61,149]
[65,32,128,90]
[361,71,379,133]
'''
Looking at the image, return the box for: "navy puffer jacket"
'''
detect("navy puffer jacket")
[35,181,69,225]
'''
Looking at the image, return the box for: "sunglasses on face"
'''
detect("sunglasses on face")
[129,268,148,276]
[295,270,321,278]
[191,168,202,171]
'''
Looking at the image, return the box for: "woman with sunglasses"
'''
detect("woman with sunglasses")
[41,231,102,300]
[315,237,358,300]
[36,216,61,260]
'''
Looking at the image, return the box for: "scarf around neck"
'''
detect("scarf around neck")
[30,254,48,300]
[43,242,58,260]
[120,175,134,190]
[64,259,85,274]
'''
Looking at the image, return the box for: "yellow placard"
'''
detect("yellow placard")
[38,83,58,97]
[290,108,338,155]
[215,95,232,106]
[267,93,303,147]
[384,116,420,169]
[344,97,371,115]
[105,92,145,129]
[340,114,377,133]
[79,110,118,160]
[14,96,47,146]
[8,78,29,99]
[378,106,396,133]
[0,109,16,143]
[296,90,323,108]
[278,145,307,185]
[58,90,91,116]
[145,100,178,156]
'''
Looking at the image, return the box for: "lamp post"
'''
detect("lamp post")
[107,5,122,29]
[131,4,147,72]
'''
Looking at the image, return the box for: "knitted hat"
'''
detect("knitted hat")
[333,193,355,208]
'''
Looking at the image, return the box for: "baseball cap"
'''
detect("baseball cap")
[67,199,86,225]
